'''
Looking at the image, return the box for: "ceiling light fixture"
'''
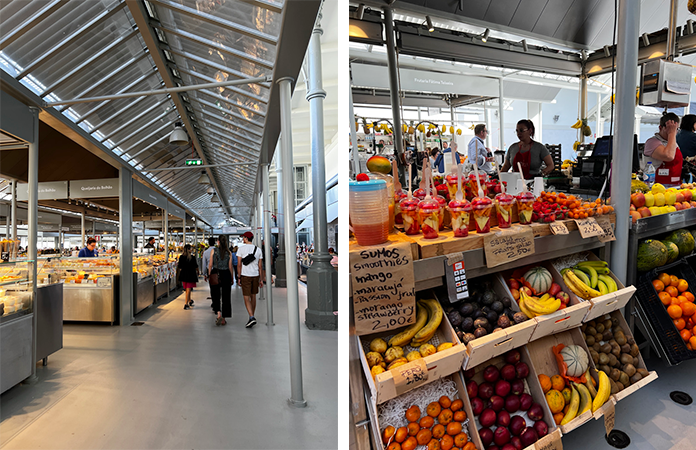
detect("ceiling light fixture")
[426,16,434,32]
[356,3,365,20]
[169,121,188,145]
[641,33,650,47]
[481,28,490,43]
[206,186,215,194]
[521,39,528,52]
[211,194,219,203]
[197,170,211,185]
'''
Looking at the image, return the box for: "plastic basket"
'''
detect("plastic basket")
[636,259,696,364]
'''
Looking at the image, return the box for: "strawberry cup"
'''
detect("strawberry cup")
[495,193,515,228]
[418,198,440,239]
[399,197,420,235]
[394,190,407,224]
[466,174,488,200]
[448,199,472,237]
[445,174,462,199]
[413,187,427,201]
[433,194,447,230]
[516,191,535,225]
[471,196,494,233]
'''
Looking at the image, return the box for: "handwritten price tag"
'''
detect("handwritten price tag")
[604,400,616,435]
[574,217,603,238]
[483,227,535,268]
[393,359,429,395]
[549,221,569,235]
[596,217,616,243]
[534,431,563,450]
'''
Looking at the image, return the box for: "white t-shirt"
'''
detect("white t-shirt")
[236,243,263,277]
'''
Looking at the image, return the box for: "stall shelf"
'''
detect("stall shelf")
[133,253,155,315]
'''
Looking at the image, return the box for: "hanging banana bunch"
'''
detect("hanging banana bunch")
[456,129,462,135]
[408,124,415,134]
[441,125,447,134]
[428,123,436,130]
[402,123,409,133]
[469,123,476,130]
[449,126,455,134]
[417,123,425,133]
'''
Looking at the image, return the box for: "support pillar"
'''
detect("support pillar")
[278,76,306,407]
[262,164,274,325]
[164,211,169,262]
[11,180,17,256]
[182,216,186,247]
[81,211,85,247]
[597,93,604,137]
[498,79,505,152]
[275,140,287,287]
[610,0,640,285]
[383,7,405,187]
[27,107,39,383]
[579,76,588,143]
[119,169,134,325]
[349,84,360,177]
[304,19,338,330]
[484,102,491,148]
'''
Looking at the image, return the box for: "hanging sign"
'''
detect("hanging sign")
[17,181,68,201]
[604,401,616,435]
[167,201,185,219]
[350,239,416,336]
[596,217,616,243]
[69,178,119,198]
[534,431,564,450]
[483,227,535,268]
[549,221,569,235]
[574,217,603,238]
[133,180,167,209]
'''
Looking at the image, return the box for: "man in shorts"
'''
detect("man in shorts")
[237,231,264,328]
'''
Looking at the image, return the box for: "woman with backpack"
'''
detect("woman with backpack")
[208,235,234,326]
[178,244,199,310]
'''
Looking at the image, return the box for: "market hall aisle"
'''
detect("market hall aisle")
[0,283,337,449]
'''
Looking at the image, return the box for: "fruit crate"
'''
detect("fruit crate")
[461,346,562,450]
[367,372,484,450]
[456,274,537,369]
[550,252,636,323]
[600,310,658,403]
[358,295,468,404]
[636,259,696,365]
[525,327,613,434]
[501,262,591,342]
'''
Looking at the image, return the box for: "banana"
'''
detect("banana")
[389,302,428,347]
[572,268,592,287]
[518,295,537,319]
[563,269,602,299]
[563,271,587,299]
[584,368,598,398]
[575,265,598,289]
[560,385,580,425]
[574,382,592,415]
[539,293,551,302]
[591,370,611,413]
[598,274,617,293]
[522,291,561,315]
[410,298,442,346]
[597,280,608,296]
[571,119,583,129]
[575,260,608,268]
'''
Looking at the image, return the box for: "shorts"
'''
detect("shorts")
[241,275,259,296]
[182,281,197,289]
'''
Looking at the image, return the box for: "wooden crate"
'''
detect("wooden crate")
[462,274,537,369]
[502,262,591,342]
[525,328,601,434]
[461,346,563,450]
[358,304,467,404]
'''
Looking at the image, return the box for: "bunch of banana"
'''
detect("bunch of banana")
[560,384,580,425]
[591,370,611,412]
[519,290,561,318]
[388,301,428,347]
[563,260,617,299]
[572,382,593,415]
[410,298,443,347]
[571,119,583,129]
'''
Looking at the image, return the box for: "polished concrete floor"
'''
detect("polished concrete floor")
[0,282,337,449]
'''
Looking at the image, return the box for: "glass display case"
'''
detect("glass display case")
[134,253,154,281]
[0,260,34,322]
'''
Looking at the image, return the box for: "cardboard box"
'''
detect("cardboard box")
[461,346,563,450]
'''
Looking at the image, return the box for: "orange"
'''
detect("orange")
[681,329,692,342]
[427,439,441,450]
[387,443,402,450]
[462,443,476,450]
[416,429,433,445]
[668,304,683,319]
[674,318,686,330]
[432,424,446,439]
[450,399,463,412]
[427,402,441,418]
[446,422,462,436]
[670,275,680,287]
[407,423,420,436]
[671,297,681,306]
[689,336,696,349]
[405,405,421,423]
[551,374,565,391]
[402,437,418,450]
[545,389,565,414]
[683,302,696,317]
[395,427,408,443]
[439,396,452,409]
[678,280,689,292]
[666,286,679,298]
[652,280,665,292]
[383,426,396,444]
[437,409,453,426]
[553,412,564,425]
[420,416,435,429]
[440,435,454,450]
[659,291,672,305]
[538,374,552,393]
[454,433,469,448]
[678,295,689,305]
[658,273,671,286]
[684,292,695,302]
[453,411,466,422]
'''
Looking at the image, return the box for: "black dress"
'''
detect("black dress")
[178,254,198,284]
[210,249,232,317]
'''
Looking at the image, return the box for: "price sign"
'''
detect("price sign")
[483,227,535,268]
[574,217,603,238]
[534,431,563,450]
[350,240,417,335]
[596,217,616,243]
[549,221,569,235]
[604,401,616,435]
[393,359,429,395]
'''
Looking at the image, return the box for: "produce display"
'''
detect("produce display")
[581,315,651,393]
[505,267,570,318]
[465,349,550,449]
[445,280,530,345]
[559,260,619,300]
[494,194,515,229]
[536,192,613,221]
[650,272,696,349]
[629,182,696,222]
[636,228,695,272]
[419,198,441,239]
[515,192,534,225]
[471,197,494,234]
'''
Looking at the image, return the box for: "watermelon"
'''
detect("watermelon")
[637,239,668,272]
[524,267,553,295]
[559,345,589,377]
[662,240,679,264]
[665,229,695,257]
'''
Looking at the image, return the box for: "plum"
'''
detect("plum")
[495,380,511,397]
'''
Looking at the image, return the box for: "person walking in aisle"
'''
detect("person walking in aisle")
[208,235,233,326]
[237,231,264,328]
[202,237,216,310]
[178,244,199,310]
[231,246,238,286]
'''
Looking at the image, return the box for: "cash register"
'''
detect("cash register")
[572,135,640,191]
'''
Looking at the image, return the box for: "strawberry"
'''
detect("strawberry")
[356,173,370,181]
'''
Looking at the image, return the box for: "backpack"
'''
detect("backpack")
[242,246,258,266]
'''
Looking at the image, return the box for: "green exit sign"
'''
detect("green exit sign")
[185,159,202,166]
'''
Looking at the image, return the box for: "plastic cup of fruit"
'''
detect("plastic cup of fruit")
[433,195,447,230]
[495,193,515,228]
[467,174,488,200]
[516,191,535,225]
[399,197,420,235]
[445,174,462,199]
[413,187,426,201]
[418,198,441,239]
[448,199,472,237]
[472,196,494,233]
[394,190,407,224]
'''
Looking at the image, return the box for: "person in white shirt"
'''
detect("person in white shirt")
[236,231,264,328]
[468,124,494,175]
[202,237,216,309]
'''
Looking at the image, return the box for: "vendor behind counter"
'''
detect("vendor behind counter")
[500,119,555,179]
[78,238,98,257]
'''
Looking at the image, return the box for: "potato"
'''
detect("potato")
[366,351,384,368]
[370,338,388,354]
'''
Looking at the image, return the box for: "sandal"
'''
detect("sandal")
[215,316,223,326]
[221,318,227,326]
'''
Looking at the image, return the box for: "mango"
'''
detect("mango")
[652,183,666,194]
[366,155,392,174]
[654,193,665,206]
[644,192,655,207]
[665,190,677,206]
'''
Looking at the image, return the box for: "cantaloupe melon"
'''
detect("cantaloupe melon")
[560,345,589,378]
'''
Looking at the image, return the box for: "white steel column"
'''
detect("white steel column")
[597,93,604,137]
[610,0,640,284]
[263,163,274,325]
[484,102,491,148]
[498,79,505,152]
[349,83,360,176]
[27,107,39,383]
[11,180,17,249]
[278,76,306,407]
[119,169,134,325]
[275,141,287,287]
[528,102,542,143]
[580,76,588,143]
[164,211,169,262]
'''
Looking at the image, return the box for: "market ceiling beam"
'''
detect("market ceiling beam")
[0,0,69,51]
[191,105,263,143]
[177,67,268,105]
[144,162,256,172]
[98,96,172,143]
[193,97,264,136]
